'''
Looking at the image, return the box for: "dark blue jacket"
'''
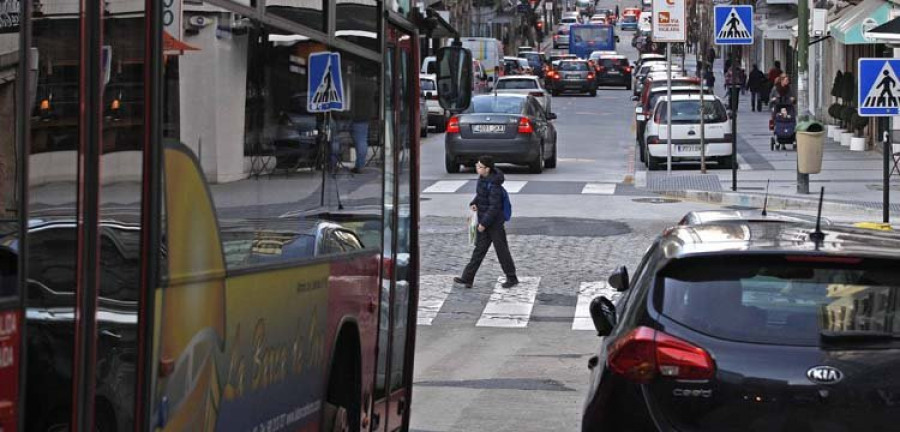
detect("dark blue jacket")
[469,168,506,227]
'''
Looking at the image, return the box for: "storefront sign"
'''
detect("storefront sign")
[652,0,686,42]
[0,0,20,34]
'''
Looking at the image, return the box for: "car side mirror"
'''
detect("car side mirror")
[436,46,473,112]
[589,296,617,337]
[547,112,558,120]
[608,266,629,292]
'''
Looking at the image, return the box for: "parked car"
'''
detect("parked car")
[678,209,833,226]
[444,94,558,174]
[635,84,702,156]
[633,63,684,97]
[420,74,447,132]
[582,219,900,431]
[494,75,552,114]
[545,60,597,97]
[642,94,732,170]
[592,54,631,89]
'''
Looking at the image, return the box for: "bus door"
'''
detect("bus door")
[18,0,152,428]
[373,22,420,432]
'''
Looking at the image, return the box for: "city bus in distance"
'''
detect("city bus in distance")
[569,24,618,59]
[0,0,470,430]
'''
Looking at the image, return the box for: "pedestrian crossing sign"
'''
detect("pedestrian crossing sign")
[714,5,753,45]
[307,52,346,113]
[858,58,900,116]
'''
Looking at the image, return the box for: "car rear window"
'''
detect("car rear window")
[657,257,900,346]
[522,53,542,64]
[655,100,727,123]
[496,79,538,90]
[420,79,436,91]
[623,15,637,22]
[467,95,525,114]
[559,62,589,71]
[600,58,628,68]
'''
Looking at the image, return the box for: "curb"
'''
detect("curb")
[656,189,900,219]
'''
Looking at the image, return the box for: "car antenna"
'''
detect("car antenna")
[809,187,826,243]
[761,179,770,216]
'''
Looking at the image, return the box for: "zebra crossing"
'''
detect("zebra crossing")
[418,275,621,330]
[422,180,619,195]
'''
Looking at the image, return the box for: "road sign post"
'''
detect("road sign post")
[714,5,752,191]
[858,58,900,222]
[652,0,685,174]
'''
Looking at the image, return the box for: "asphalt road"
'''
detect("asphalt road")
[409,13,723,432]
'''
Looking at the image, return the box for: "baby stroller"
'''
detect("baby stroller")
[769,101,796,151]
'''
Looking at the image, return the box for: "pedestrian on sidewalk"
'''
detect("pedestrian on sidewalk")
[747,64,766,112]
[706,47,716,69]
[767,61,782,85]
[770,73,794,106]
[725,66,742,111]
[455,156,518,289]
[703,66,716,90]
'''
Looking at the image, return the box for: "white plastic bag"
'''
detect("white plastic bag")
[467,211,478,245]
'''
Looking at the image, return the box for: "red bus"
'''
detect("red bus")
[0,0,467,430]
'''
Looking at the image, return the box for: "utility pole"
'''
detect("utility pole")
[797,0,810,194]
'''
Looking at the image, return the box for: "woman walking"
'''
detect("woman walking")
[454,156,518,289]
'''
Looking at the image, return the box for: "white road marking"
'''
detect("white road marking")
[423,180,468,194]
[581,183,616,195]
[418,275,455,325]
[476,276,540,328]
[572,281,622,331]
[737,154,753,170]
[503,180,528,193]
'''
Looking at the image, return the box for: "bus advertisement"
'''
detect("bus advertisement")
[568,24,617,59]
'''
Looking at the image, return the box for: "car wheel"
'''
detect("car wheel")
[647,155,662,171]
[530,143,544,174]
[420,125,428,138]
[435,117,447,133]
[589,89,597,97]
[552,90,560,97]
[637,140,645,163]
[445,154,460,173]
[545,142,557,168]
[625,82,632,90]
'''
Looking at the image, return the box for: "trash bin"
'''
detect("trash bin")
[796,120,826,174]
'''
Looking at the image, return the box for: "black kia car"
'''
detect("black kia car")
[582,220,900,431]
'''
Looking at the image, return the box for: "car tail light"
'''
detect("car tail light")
[447,116,460,134]
[518,117,534,134]
[598,66,606,73]
[427,92,438,100]
[647,136,660,144]
[587,73,595,80]
[552,73,561,80]
[529,91,544,98]
[769,119,774,130]
[608,326,715,384]
[625,66,632,73]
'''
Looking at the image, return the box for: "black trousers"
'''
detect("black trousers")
[461,223,516,282]
[750,91,762,111]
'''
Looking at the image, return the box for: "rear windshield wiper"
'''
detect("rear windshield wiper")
[820,330,900,342]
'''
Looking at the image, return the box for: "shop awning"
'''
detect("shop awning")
[829,0,897,45]
[864,15,900,41]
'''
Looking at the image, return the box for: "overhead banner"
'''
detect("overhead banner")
[652,0,686,42]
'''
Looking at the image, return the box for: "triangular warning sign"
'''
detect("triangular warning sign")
[862,62,900,108]
[312,56,341,106]
[716,8,751,40]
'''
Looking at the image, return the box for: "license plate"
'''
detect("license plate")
[567,74,580,79]
[608,70,619,75]
[473,124,505,133]
[677,145,701,152]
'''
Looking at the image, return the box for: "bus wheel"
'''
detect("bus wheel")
[322,327,361,432]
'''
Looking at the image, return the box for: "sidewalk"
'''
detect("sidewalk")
[636,56,900,222]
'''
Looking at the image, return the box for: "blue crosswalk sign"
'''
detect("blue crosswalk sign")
[308,52,345,113]
[714,5,753,45]
[858,58,900,116]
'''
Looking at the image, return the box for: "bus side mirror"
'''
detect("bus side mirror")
[437,46,474,112]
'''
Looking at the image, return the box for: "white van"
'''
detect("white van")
[452,37,504,86]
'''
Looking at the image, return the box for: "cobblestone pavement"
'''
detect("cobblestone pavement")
[421,216,667,298]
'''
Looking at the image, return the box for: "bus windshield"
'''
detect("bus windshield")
[572,26,610,44]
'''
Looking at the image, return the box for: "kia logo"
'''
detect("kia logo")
[807,366,844,385]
